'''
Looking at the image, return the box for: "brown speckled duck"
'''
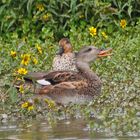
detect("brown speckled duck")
[30,38,77,85]
[53,38,78,72]
[22,46,112,104]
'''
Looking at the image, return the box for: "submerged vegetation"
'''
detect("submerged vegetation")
[0,0,140,137]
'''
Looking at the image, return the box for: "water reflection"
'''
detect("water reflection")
[0,119,139,140]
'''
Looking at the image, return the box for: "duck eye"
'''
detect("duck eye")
[65,39,70,44]
[84,48,92,53]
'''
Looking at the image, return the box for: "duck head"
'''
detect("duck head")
[76,46,112,64]
[57,38,73,55]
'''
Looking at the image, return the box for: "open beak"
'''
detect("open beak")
[98,48,112,57]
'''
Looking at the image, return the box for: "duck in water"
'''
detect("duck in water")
[22,46,112,104]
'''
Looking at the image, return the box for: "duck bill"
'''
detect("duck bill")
[56,46,64,56]
[98,48,112,57]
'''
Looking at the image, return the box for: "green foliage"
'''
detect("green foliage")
[0,0,140,39]
[0,0,140,137]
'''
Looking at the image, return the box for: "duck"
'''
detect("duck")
[26,38,78,86]
[52,38,78,71]
[22,46,112,104]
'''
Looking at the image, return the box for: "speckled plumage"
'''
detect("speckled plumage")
[52,38,78,72]
[52,53,78,71]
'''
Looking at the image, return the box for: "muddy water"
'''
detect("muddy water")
[0,119,139,140]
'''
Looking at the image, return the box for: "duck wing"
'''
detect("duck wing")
[36,71,88,95]
[42,71,80,84]
[25,72,51,80]
[18,71,90,104]
[24,71,79,83]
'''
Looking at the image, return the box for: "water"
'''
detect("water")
[0,119,139,140]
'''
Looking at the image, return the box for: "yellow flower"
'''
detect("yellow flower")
[21,54,30,65]
[10,51,16,58]
[5,16,12,20]
[17,68,28,75]
[120,19,127,28]
[32,57,38,65]
[89,27,97,37]
[44,98,55,108]
[21,102,29,108]
[35,44,42,54]
[42,13,49,21]
[16,77,22,80]
[101,32,108,39]
[19,85,24,93]
[79,14,84,19]
[33,15,37,20]
[28,105,34,111]
[36,4,44,12]
[22,37,27,42]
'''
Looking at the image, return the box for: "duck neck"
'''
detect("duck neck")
[76,61,100,81]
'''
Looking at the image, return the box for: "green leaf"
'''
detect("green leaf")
[6,19,16,31]
[128,5,132,18]
[107,24,113,33]
[27,0,34,17]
